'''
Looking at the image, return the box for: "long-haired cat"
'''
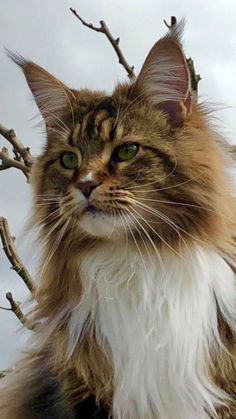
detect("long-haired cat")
[0,23,236,419]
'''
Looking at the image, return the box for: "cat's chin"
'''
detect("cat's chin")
[78,210,125,240]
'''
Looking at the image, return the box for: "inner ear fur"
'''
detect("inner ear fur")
[132,36,192,127]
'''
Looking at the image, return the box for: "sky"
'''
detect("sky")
[0,0,236,369]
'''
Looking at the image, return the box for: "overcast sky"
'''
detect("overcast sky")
[0,0,236,369]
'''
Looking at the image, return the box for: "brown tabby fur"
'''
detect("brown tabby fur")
[0,24,235,418]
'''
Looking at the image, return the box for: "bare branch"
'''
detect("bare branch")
[70,7,135,80]
[6,292,26,326]
[0,123,33,167]
[163,16,177,29]
[0,146,30,178]
[0,306,11,311]
[186,58,201,97]
[0,217,35,293]
[0,123,34,179]
[4,292,34,330]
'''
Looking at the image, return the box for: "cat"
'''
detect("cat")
[0,23,236,419]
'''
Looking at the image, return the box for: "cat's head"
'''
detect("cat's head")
[12,26,232,250]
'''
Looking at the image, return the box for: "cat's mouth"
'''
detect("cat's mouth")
[79,203,125,239]
[82,204,108,216]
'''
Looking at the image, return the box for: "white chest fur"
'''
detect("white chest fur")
[68,243,236,419]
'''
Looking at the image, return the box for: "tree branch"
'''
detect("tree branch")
[0,146,30,178]
[70,7,135,80]
[163,16,177,29]
[0,123,33,167]
[0,123,34,179]
[5,292,33,330]
[0,217,35,293]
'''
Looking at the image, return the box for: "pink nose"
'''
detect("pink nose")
[75,180,100,198]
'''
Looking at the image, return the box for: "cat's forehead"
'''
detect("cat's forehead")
[71,96,119,145]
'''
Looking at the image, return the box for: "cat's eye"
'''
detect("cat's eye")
[112,143,139,162]
[60,152,80,169]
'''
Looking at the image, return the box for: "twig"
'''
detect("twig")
[6,292,26,326]
[0,217,35,293]
[0,123,34,179]
[163,16,177,29]
[186,58,201,97]
[70,7,135,80]
[0,123,33,167]
[4,292,33,330]
[0,146,30,178]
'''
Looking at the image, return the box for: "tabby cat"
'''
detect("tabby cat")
[0,23,236,419]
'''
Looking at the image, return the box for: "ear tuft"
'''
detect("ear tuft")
[5,48,28,68]
[133,21,192,127]
[7,49,76,127]
[163,18,185,43]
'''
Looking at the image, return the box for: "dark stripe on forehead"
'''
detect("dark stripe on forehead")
[96,97,117,117]
[82,98,117,142]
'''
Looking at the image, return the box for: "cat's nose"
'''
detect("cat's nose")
[76,180,100,198]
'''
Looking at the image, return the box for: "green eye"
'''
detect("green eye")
[113,143,139,162]
[60,152,79,169]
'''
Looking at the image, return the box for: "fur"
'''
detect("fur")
[1,23,236,419]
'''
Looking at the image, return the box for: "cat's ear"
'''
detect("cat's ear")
[7,51,76,126]
[133,32,192,127]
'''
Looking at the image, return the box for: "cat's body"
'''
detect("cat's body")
[0,24,235,418]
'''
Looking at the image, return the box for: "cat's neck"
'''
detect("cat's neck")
[66,241,235,419]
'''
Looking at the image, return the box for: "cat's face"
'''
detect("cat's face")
[33,92,179,240]
[15,31,227,247]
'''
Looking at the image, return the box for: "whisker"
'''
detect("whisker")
[127,170,207,193]
[125,209,166,280]
[118,208,149,277]
[117,210,129,258]
[126,155,178,191]
[136,197,230,220]
[131,206,183,259]
[129,198,207,246]
[136,203,191,254]
[40,218,70,280]
[107,210,117,239]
